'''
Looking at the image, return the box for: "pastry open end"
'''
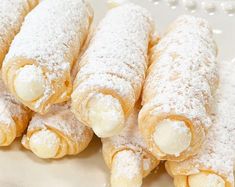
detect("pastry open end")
[153,119,192,156]
[87,93,125,138]
[172,172,227,187]
[22,103,93,159]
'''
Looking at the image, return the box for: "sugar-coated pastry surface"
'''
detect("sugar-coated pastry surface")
[102,106,159,187]
[166,59,235,187]
[2,0,93,114]
[139,15,218,161]
[72,3,155,138]
[0,0,39,65]
[22,102,93,159]
[0,77,31,146]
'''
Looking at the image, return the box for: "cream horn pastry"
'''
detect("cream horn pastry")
[102,105,159,187]
[0,77,31,146]
[138,15,218,160]
[2,0,93,114]
[165,59,235,187]
[72,3,155,138]
[22,102,93,159]
[0,0,39,65]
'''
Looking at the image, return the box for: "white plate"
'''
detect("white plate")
[0,1,234,187]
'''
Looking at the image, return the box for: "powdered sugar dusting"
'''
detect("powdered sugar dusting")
[4,0,92,110]
[73,3,154,123]
[30,129,60,149]
[174,59,235,184]
[28,103,90,143]
[0,77,29,128]
[102,108,157,173]
[143,15,218,132]
[0,0,38,63]
[113,150,141,179]
[107,109,146,150]
[0,99,12,127]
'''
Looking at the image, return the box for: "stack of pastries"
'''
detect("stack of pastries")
[0,0,234,186]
